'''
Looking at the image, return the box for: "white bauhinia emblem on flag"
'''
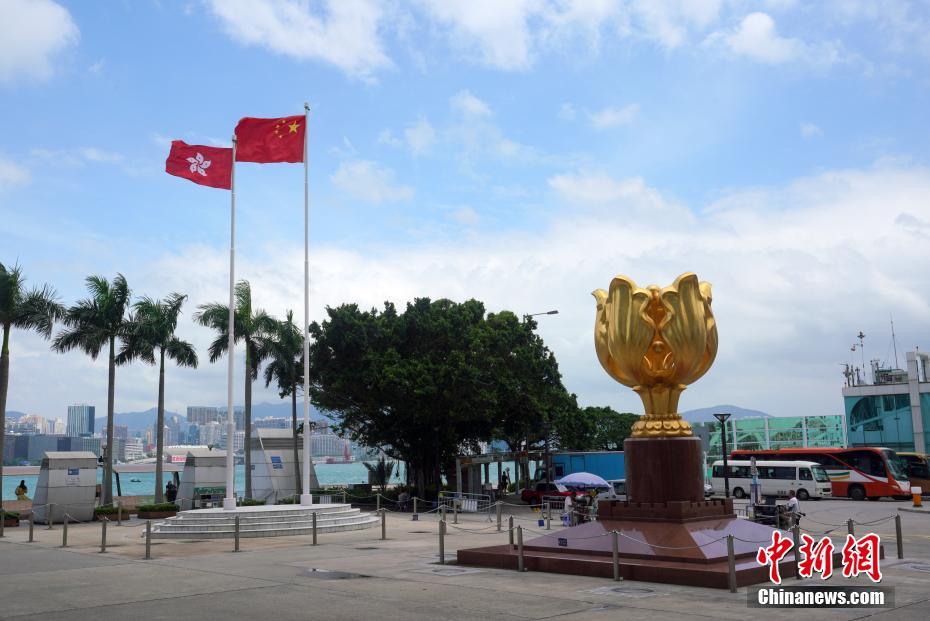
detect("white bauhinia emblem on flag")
[186,152,211,176]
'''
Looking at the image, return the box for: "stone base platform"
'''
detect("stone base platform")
[458,516,793,588]
[150,503,378,539]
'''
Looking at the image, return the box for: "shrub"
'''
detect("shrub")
[94,505,125,515]
[237,498,266,506]
[278,496,297,504]
[136,502,179,512]
[3,510,20,519]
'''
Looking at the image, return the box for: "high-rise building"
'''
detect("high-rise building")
[51,417,66,434]
[66,405,95,437]
[114,424,129,440]
[200,421,223,448]
[254,416,288,430]
[187,406,220,425]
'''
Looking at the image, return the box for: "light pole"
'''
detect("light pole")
[713,412,732,499]
[524,310,559,484]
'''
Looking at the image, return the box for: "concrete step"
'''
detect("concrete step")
[150,515,380,539]
[154,514,374,532]
[164,508,362,526]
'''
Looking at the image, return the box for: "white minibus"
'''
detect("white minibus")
[711,460,832,500]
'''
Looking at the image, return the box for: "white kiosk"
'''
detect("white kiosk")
[31,451,98,524]
[251,429,320,503]
[177,447,227,510]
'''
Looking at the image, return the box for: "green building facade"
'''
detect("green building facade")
[694,414,847,465]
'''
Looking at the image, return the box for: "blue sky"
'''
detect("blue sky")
[2,0,930,420]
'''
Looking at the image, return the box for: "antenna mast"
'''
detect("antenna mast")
[857,331,866,383]
[891,315,900,369]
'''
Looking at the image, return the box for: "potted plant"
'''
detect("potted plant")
[2,510,20,527]
[94,505,131,521]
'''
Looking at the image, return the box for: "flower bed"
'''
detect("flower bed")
[136,502,178,519]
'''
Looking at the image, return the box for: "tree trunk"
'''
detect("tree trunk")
[155,348,165,503]
[104,336,116,506]
[0,324,10,515]
[244,349,252,499]
[291,385,301,495]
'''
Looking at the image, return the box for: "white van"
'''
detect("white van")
[711,460,832,500]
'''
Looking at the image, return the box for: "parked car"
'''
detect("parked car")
[596,479,626,501]
[520,482,577,506]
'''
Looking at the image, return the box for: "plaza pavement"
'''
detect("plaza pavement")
[0,499,928,620]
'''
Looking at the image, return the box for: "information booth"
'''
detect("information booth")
[31,451,98,524]
[177,447,227,510]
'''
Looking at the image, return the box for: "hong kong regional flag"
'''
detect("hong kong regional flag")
[234,115,305,163]
[165,141,232,189]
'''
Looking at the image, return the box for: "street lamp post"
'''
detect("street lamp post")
[524,310,558,484]
[713,412,732,499]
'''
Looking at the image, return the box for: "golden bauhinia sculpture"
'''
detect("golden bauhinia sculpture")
[593,272,718,438]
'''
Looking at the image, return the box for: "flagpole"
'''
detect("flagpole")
[300,102,313,506]
[224,136,237,511]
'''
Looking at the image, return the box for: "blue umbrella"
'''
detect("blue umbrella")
[555,472,610,489]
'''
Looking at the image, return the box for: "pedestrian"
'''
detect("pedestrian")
[165,480,178,503]
[562,493,573,526]
[15,480,29,501]
[784,489,801,526]
[398,489,410,512]
[499,468,511,498]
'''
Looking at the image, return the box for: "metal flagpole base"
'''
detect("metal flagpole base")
[223,498,237,511]
[300,493,313,506]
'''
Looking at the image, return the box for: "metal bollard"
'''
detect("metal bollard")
[726,535,737,593]
[234,515,240,552]
[100,519,107,553]
[381,509,387,541]
[61,515,68,548]
[895,514,904,559]
[0,507,4,538]
[439,519,446,565]
[517,525,525,572]
[117,501,122,526]
[145,521,152,559]
[545,502,551,531]
[453,501,458,525]
[847,519,855,537]
[496,501,502,532]
[612,530,620,581]
[792,526,802,580]
[413,496,418,517]
[47,504,54,530]
[508,516,514,547]
[28,518,35,543]
[312,511,318,546]
[376,494,381,512]
[441,503,447,523]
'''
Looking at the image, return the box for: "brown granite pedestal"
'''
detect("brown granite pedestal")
[457,436,797,588]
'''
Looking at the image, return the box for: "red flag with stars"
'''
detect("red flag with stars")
[234,115,305,163]
[165,141,233,189]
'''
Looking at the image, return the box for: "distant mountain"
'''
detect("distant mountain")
[4,410,27,421]
[681,405,771,423]
[96,408,172,433]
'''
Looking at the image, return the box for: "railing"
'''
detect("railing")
[438,491,493,514]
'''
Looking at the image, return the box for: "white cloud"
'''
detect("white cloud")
[450,90,491,119]
[9,163,930,419]
[627,0,723,49]
[404,117,436,156]
[0,157,30,191]
[587,104,640,129]
[0,0,79,84]
[547,170,690,219]
[800,122,824,139]
[331,160,413,203]
[208,0,392,80]
[559,103,577,121]
[449,206,480,227]
[707,12,845,66]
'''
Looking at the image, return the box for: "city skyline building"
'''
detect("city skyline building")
[66,404,95,437]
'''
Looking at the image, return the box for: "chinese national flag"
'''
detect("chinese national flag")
[165,141,233,189]
[235,115,305,163]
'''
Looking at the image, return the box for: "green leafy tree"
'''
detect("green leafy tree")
[554,405,640,451]
[484,312,577,484]
[259,310,304,494]
[308,299,498,498]
[118,293,197,502]
[53,274,131,505]
[363,456,395,494]
[194,280,274,499]
[0,262,63,512]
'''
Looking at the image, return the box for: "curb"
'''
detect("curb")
[897,507,928,515]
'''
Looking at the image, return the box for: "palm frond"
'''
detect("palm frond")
[166,337,198,368]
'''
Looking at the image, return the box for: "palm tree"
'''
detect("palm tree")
[53,274,131,506]
[259,310,304,494]
[194,280,274,499]
[0,262,63,516]
[364,456,395,494]
[118,293,197,503]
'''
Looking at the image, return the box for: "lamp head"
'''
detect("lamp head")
[713,412,731,424]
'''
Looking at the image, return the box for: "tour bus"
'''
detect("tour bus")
[731,447,911,501]
[896,452,930,494]
[711,460,832,500]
